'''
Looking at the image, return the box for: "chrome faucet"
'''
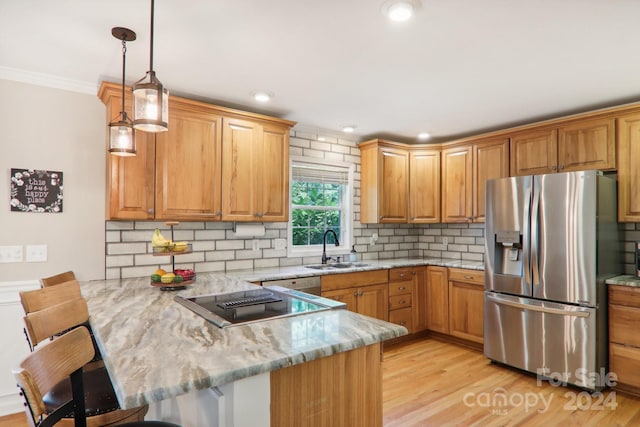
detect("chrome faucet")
[321,230,340,264]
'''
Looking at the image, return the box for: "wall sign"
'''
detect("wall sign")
[10,168,63,213]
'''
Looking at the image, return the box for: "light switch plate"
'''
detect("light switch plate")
[0,245,23,263]
[26,244,47,262]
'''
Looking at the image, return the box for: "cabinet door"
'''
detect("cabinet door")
[259,124,289,221]
[617,113,640,222]
[448,279,484,344]
[322,288,358,312]
[442,145,473,223]
[107,131,156,219]
[357,283,389,321]
[155,107,222,220]
[378,147,409,223]
[557,117,615,172]
[412,267,428,333]
[426,266,449,333]
[510,128,557,176]
[104,89,155,220]
[221,118,259,221]
[473,138,509,223]
[409,149,440,223]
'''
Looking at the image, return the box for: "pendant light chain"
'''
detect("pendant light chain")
[120,37,128,121]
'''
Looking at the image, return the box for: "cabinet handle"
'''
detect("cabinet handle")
[216,211,222,216]
[411,217,415,220]
[359,291,364,296]
[399,300,406,304]
[399,273,406,278]
[354,291,359,297]
[398,286,406,290]
[147,208,154,214]
[379,216,384,220]
[464,275,474,280]
[399,321,406,326]
[550,165,557,171]
[559,165,564,171]
[412,272,416,275]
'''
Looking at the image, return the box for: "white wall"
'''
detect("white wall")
[0,79,106,282]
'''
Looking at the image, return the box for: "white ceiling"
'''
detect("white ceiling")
[2,0,640,143]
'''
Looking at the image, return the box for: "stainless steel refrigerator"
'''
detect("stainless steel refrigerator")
[484,170,620,390]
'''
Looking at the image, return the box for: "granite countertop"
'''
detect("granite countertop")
[224,257,485,282]
[606,275,640,288]
[80,274,407,410]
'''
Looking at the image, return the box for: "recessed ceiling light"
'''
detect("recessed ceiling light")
[382,1,419,22]
[418,132,431,141]
[252,91,272,102]
[318,136,326,141]
[342,125,356,133]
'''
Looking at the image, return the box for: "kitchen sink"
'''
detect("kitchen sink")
[304,263,370,270]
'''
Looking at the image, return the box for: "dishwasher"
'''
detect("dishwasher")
[261,276,321,296]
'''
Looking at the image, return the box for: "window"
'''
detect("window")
[288,157,353,257]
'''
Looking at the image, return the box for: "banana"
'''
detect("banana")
[151,228,172,248]
[173,241,189,252]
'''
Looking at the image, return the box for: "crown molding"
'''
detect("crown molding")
[0,66,98,95]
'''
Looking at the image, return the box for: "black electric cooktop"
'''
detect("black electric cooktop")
[174,286,345,328]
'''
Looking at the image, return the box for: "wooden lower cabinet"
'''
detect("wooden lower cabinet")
[426,266,449,334]
[609,285,640,393]
[448,268,484,344]
[388,268,415,332]
[322,270,389,321]
[271,343,382,427]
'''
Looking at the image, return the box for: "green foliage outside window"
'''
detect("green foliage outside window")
[291,181,343,246]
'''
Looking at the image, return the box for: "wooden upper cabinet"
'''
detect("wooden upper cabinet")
[221,118,290,222]
[617,112,640,222]
[99,81,294,221]
[155,104,222,220]
[511,117,615,177]
[510,128,557,176]
[259,125,289,221]
[441,145,472,223]
[100,83,156,220]
[557,117,615,172]
[360,141,409,224]
[473,138,509,222]
[409,149,440,223]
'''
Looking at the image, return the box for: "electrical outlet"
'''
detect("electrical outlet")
[26,244,47,262]
[442,237,448,246]
[0,245,23,263]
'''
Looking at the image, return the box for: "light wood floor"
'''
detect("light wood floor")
[3,337,640,427]
[383,338,640,426]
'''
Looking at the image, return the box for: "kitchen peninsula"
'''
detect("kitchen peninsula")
[79,273,407,427]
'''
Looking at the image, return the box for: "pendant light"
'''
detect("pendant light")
[132,0,169,132]
[108,27,137,156]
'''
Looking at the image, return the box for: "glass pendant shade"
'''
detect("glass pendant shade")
[132,71,169,132]
[108,115,136,156]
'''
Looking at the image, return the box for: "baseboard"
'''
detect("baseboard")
[0,390,24,418]
[0,280,40,306]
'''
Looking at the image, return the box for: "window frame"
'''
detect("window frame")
[287,156,354,259]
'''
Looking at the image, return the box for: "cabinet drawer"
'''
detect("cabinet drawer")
[610,343,640,388]
[389,268,414,282]
[321,270,388,291]
[389,294,411,310]
[389,307,413,330]
[389,281,413,296]
[448,268,484,285]
[609,285,640,308]
[610,303,640,347]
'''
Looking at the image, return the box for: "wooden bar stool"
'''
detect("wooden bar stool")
[40,271,76,287]
[14,326,180,427]
[22,298,149,426]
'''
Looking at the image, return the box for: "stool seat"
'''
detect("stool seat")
[43,367,119,416]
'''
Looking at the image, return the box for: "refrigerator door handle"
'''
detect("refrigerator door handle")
[531,177,541,288]
[487,294,590,318]
[523,185,532,289]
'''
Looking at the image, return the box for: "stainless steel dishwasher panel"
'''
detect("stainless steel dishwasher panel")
[261,276,321,295]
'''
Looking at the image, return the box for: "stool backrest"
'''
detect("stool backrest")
[20,280,82,314]
[40,271,76,288]
[13,326,94,427]
[23,298,90,348]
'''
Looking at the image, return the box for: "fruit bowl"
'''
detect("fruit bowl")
[150,269,196,291]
